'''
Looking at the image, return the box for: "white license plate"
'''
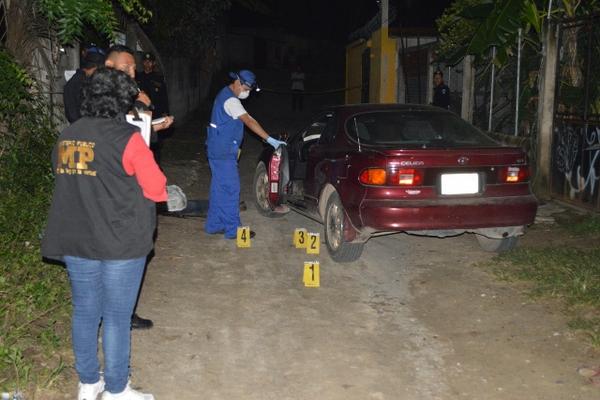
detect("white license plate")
[441,173,479,195]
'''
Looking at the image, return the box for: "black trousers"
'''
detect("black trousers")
[292,90,304,111]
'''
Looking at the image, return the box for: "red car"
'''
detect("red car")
[254,104,537,262]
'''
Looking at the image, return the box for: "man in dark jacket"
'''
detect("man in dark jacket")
[136,52,170,164]
[432,69,451,110]
[136,52,169,117]
[63,48,106,123]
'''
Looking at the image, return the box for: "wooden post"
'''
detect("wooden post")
[426,50,434,105]
[535,23,558,198]
[461,55,475,122]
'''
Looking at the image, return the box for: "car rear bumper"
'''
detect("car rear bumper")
[359,194,538,232]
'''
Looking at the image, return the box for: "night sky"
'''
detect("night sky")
[230,0,453,41]
[230,0,380,41]
[390,0,453,30]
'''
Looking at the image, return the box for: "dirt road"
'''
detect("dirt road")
[124,111,599,400]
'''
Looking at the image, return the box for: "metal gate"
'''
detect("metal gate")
[551,15,600,210]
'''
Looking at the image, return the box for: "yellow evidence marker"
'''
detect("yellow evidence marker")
[294,228,308,248]
[306,232,320,255]
[303,261,320,287]
[237,226,251,248]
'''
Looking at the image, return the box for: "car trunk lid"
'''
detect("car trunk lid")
[362,147,530,198]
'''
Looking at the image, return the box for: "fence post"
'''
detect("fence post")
[488,47,496,132]
[535,22,559,198]
[461,55,475,123]
[515,28,522,136]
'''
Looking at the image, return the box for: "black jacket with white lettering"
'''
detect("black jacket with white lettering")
[41,117,156,261]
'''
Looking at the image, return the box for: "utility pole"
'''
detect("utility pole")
[461,55,475,123]
[535,23,558,198]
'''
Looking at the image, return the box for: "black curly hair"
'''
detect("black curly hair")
[80,67,138,119]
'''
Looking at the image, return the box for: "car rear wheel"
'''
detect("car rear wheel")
[253,162,286,218]
[324,192,364,263]
[476,235,518,253]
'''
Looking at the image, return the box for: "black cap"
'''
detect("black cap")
[81,51,106,69]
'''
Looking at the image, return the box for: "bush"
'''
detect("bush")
[0,49,71,393]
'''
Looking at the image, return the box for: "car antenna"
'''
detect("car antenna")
[353,117,362,152]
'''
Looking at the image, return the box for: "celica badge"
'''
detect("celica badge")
[457,156,470,165]
[399,160,424,167]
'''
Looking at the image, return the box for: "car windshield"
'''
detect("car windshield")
[345,110,499,148]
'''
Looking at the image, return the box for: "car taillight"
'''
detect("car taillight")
[359,168,387,185]
[359,167,423,186]
[270,151,281,181]
[389,168,423,186]
[500,166,529,183]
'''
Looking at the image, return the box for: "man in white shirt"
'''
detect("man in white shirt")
[291,64,305,111]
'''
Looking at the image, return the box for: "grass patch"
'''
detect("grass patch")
[0,50,72,395]
[563,214,600,235]
[487,245,600,348]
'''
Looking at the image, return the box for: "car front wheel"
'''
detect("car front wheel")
[476,235,518,253]
[253,162,285,218]
[324,192,364,263]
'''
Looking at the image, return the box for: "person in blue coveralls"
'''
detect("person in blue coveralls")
[205,70,285,239]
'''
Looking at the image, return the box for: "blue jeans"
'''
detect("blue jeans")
[65,256,146,394]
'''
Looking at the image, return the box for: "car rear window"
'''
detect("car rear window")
[345,110,499,148]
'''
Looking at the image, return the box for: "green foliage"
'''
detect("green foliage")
[0,50,71,393]
[35,0,151,43]
[466,0,531,64]
[435,0,481,64]
[436,0,600,66]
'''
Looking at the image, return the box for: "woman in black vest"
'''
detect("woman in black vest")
[42,68,166,400]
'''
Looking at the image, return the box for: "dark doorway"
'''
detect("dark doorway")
[361,47,370,103]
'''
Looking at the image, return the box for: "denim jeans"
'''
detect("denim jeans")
[65,256,146,394]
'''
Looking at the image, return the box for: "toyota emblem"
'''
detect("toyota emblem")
[457,156,469,165]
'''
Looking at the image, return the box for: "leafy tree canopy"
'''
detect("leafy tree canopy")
[36,0,151,43]
[436,0,600,66]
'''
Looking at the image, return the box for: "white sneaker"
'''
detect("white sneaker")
[78,377,105,400]
[101,383,154,400]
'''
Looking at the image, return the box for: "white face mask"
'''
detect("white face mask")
[238,90,250,100]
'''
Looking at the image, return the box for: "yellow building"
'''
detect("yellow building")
[345,14,439,106]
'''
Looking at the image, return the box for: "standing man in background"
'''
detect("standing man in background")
[63,47,106,123]
[136,52,170,164]
[136,52,169,118]
[290,64,305,111]
[432,70,450,110]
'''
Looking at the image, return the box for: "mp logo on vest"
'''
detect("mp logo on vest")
[56,140,97,176]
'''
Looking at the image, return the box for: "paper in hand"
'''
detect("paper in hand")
[126,113,152,146]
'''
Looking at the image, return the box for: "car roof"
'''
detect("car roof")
[325,103,450,119]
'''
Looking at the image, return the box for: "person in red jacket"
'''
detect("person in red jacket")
[42,68,164,400]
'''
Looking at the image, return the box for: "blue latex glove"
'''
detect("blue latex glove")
[266,136,286,149]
